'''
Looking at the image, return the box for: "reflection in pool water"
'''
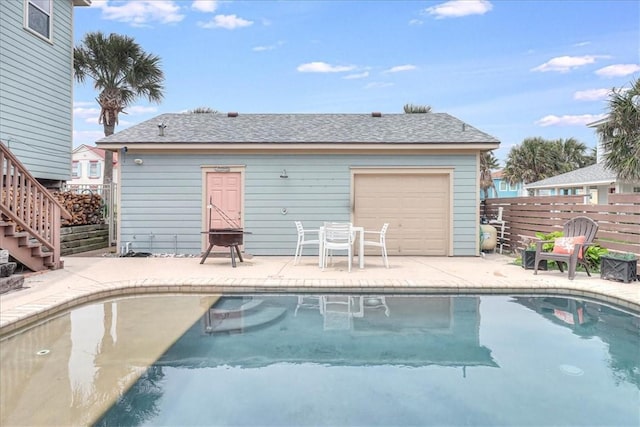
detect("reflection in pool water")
[1,294,638,426]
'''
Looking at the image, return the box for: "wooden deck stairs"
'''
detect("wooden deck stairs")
[0,141,71,271]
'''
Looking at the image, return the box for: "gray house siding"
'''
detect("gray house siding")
[119,153,478,256]
[0,0,75,184]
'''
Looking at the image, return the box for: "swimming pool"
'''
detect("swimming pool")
[1,294,638,426]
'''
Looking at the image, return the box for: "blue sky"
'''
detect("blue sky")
[72,0,640,165]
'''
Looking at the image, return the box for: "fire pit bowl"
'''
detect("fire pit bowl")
[208,228,244,246]
[200,228,250,267]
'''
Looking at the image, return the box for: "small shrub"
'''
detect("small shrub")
[584,245,608,271]
[534,231,564,252]
[603,252,638,261]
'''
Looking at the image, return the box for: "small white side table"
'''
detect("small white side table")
[489,220,505,254]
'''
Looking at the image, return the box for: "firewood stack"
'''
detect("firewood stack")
[53,191,105,226]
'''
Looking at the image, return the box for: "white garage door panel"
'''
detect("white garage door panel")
[354,173,450,256]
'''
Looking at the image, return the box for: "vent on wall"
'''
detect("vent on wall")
[228,112,239,117]
[371,112,382,117]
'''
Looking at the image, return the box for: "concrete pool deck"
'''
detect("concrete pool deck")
[1,252,639,335]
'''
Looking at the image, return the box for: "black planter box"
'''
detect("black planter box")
[523,249,547,270]
[600,256,638,283]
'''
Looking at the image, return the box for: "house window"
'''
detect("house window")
[499,181,508,191]
[71,161,80,178]
[25,0,51,40]
[89,161,101,179]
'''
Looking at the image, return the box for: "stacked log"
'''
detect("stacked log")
[53,191,105,226]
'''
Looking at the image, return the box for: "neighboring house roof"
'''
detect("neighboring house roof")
[491,170,504,179]
[586,116,609,128]
[96,113,500,146]
[73,144,118,164]
[525,163,617,189]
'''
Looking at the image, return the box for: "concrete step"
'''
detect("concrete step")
[204,306,287,333]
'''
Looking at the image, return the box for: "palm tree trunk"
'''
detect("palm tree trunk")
[102,116,116,184]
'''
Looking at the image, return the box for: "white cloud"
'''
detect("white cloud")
[573,41,591,47]
[74,104,157,122]
[424,0,493,19]
[365,82,395,89]
[531,55,600,73]
[191,0,217,13]
[198,14,253,29]
[343,71,369,79]
[73,130,107,147]
[252,41,284,52]
[297,62,356,73]
[92,0,184,26]
[535,113,606,127]
[595,64,640,77]
[409,19,423,25]
[126,105,159,115]
[74,106,101,120]
[384,64,417,73]
[573,88,610,101]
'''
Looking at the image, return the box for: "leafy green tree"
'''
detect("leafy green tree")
[597,77,640,181]
[480,151,499,199]
[74,32,165,182]
[403,103,432,113]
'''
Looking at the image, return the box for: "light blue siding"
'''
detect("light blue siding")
[119,153,479,256]
[0,0,74,183]
[482,177,523,199]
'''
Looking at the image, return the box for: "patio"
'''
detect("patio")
[1,252,638,336]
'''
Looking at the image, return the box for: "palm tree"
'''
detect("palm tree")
[480,151,499,199]
[503,137,557,184]
[188,107,218,114]
[597,77,640,181]
[74,32,165,183]
[403,103,432,113]
[503,137,595,185]
[554,137,594,174]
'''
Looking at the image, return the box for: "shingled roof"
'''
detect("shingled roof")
[525,162,617,189]
[96,112,500,145]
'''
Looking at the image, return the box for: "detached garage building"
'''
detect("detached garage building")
[96,112,500,257]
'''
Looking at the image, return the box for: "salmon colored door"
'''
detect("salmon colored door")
[205,172,242,229]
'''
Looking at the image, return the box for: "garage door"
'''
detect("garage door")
[354,173,450,256]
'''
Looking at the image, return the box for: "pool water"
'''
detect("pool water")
[94,295,639,427]
[1,294,638,426]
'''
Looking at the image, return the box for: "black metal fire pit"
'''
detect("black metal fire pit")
[200,228,247,267]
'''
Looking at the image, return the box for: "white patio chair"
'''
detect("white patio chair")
[294,295,321,316]
[320,295,363,330]
[363,223,390,268]
[294,221,321,265]
[321,222,354,272]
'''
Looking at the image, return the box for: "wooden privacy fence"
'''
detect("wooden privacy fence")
[483,194,640,258]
